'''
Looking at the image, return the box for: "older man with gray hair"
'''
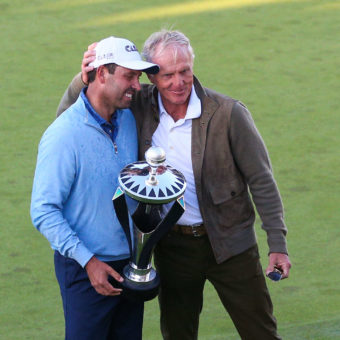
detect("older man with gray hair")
[57,29,291,340]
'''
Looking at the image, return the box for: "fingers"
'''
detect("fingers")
[93,279,123,296]
[266,253,292,280]
[81,50,96,84]
[83,50,96,62]
[265,255,277,276]
[108,266,124,283]
[265,265,275,277]
[82,63,94,73]
[82,52,95,70]
[80,42,97,84]
[101,268,125,297]
[276,261,291,280]
[95,267,124,296]
[88,42,98,50]
[85,257,124,296]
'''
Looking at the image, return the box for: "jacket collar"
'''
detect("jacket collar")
[190,76,219,189]
[193,76,219,121]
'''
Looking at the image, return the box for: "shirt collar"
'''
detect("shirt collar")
[157,85,201,120]
[81,88,115,126]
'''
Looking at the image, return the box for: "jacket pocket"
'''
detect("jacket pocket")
[209,179,254,228]
[210,179,245,205]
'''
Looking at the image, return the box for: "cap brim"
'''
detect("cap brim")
[116,60,160,74]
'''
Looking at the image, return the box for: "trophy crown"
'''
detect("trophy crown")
[145,146,166,167]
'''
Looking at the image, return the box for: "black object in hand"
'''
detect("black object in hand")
[267,267,282,281]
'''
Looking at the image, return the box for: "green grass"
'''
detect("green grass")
[1,0,339,339]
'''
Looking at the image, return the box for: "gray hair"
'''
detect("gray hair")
[142,29,195,63]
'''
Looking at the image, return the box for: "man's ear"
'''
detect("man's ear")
[97,66,107,84]
[147,74,155,84]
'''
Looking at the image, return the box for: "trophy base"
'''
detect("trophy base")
[109,265,160,302]
[120,275,160,302]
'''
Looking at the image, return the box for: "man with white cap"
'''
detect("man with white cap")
[30,36,159,340]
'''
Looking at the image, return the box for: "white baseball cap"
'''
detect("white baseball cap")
[89,36,159,74]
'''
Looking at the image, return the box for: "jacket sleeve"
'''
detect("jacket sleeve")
[56,73,85,117]
[30,125,94,267]
[229,102,288,254]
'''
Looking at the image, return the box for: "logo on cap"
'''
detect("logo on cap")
[125,45,138,52]
[97,52,114,61]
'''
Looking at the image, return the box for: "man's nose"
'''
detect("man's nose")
[132,78,141,91]
[173,74,184,88]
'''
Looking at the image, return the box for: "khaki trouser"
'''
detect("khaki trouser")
[154,232,281,340]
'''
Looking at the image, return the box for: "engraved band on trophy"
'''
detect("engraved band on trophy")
[112,146,186,301]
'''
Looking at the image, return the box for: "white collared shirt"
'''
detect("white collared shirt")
[152,86,203,225]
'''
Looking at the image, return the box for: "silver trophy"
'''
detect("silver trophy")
[112,146,186,301]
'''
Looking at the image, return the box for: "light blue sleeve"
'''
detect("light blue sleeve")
[30,124,93,267]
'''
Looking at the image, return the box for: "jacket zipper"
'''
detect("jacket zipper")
[90,125,118,154]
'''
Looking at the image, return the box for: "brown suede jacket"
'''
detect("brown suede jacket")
[57,74,288,263]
